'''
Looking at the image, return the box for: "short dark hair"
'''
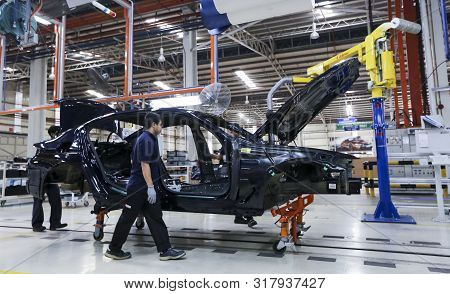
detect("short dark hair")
[144,112,161,129]
[48,125,62,138]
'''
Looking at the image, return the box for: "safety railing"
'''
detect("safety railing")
[363,160,449,198]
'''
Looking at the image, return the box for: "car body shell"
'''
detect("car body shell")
[28,58,361,217]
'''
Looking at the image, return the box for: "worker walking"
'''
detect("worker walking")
[32,126,67,232]
[105,112,185,261]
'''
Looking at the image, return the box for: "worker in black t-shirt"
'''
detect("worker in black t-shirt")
[105,113,186,261]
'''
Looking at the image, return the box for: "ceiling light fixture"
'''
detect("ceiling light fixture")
[158,23,174,30]
[150,95,201,109]
[49,67,55,80]
[346,103,354,117]
[154,81,171,90]
[145,17,159,24]
[85,90,105,98]
[158,47,166,63]
[235,70,257,89]
[34,15,51,26]
[5,67,16,72]
[238,112,251,123]
[310,22,320,40]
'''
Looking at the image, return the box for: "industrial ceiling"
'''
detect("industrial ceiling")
[4,0,450,128]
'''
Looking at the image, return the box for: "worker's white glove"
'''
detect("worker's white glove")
[147,186,157,204]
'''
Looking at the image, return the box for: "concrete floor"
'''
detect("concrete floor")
[0,193,449,274]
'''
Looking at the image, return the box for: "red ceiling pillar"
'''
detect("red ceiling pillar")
[404,0,427,126]
[395,0,411,128]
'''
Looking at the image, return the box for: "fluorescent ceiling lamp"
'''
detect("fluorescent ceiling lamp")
[72,51,94,59]
[5,67,16,72]
[34,15,51,26]
[79,51,93,58]
[150,95,201,109]
[79,51,93,56]
[235,70,257,89]
[238,112,250,123]
[158,23,174,30]
[154,81,171,90]
[85,90,105,98]
[314,8,339,18]
[346,104,354,117]
[145,17,158,24]
[316,1,338,7]
[176,31,200,39]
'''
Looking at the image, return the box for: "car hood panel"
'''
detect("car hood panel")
[254,58,360,144]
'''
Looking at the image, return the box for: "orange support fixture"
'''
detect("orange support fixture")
[0,87,204,116]
[93,209,107,241]
[210,35,215,84]
[271,194,314,244]
[66,0,195,29]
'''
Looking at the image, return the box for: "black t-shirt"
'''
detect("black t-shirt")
[127,131,161,192]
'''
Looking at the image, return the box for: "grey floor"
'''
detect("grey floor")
[0,193,449,274]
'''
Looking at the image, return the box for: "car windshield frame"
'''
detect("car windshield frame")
[191,111,256,142]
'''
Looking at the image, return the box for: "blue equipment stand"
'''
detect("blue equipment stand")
[361,97,416,224]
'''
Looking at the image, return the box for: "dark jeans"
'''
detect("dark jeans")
[32,184,62,228]
[109,187,171,253]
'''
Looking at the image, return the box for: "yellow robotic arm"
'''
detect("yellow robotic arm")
[304,18,421,98]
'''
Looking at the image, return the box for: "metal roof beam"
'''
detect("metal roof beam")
[226,28,296,95]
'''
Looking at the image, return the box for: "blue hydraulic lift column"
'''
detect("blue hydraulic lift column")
[362,97,416,224]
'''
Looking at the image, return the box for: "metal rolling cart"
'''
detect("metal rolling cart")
[0,161,32,207]
[60,181,90,208]
[165,165,192,184]
[61,191,90,208]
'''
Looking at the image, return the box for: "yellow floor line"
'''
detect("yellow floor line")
[0,270,30,274]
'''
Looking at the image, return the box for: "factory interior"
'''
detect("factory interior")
[0,0,449,279]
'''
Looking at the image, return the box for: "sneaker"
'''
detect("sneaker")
[234,215,247,224]
[104,249,132,260]
[159,248,186,261]
[50,223,68,231]
[246,217,257,228]
[32,226,46,232]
